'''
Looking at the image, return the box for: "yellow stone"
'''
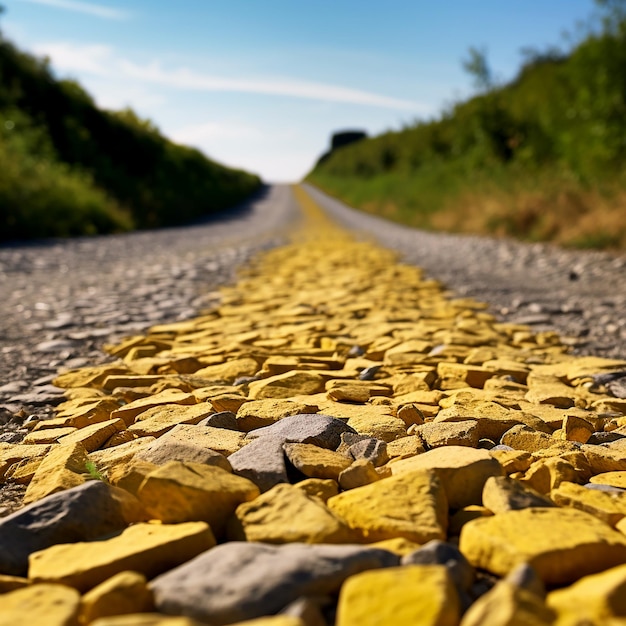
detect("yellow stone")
[437,362,493,389]
[582,445,626,474]
[29,521,215,592]
[229,483,356,544]
[53,364,128,389]
[236,399,316,432]
[111,390,196,425]
[327,385,370,403]
[521,457,578,494]
[551,481,626,526]
[0,443,51,479]
[127,403,213,437]
[345,412,407,442]
[459,507,626,584]
[80,571,153,624]
[88,437,156,476]
[370,537,424,555]
[590,472,626,489]
[49,397,121,429]
[58,418,126,453]
[193,357,260,382]
[327,469,447,543]
[22,427,78,444]
[336,565,459,626]
[461,581,555,626]
[448,506,493,537]
[547,563,626,625]
[23,442,89,504]
[294,478,339,502]
[228,618,305,626]
[152,424,246,457]
[390,446,503,509]
[0,574,30,593]
[210,393,249,413]
[489,449,532,474]
[283,443,352,479]
[248,371,325,400]
[386,435,426,459]
[3,456,43,484]
[561,414,593,443]
[108,459,158,496]
[137,461,259,533]
[0,583,80,626]
[339,459,380,489]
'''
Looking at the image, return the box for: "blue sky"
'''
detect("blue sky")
[2,0,597,182]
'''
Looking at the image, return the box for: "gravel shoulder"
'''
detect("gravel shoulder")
[304,183,626,361]
[0,185,300,430]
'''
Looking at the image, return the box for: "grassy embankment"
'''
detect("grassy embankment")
[0,17,261,240]
[308,4,626,250]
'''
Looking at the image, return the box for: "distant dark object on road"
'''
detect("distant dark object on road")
[316,130,368,166]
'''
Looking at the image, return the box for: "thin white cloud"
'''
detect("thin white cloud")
[34,40,425,112]
[18,0,130,20]
[119,60,421,111]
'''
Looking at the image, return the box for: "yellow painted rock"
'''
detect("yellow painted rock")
[58,418,126,453]
[283,443,352,479]
[88,437,156,476]
[460,581,555,626]
[236,399,316,431]
[22,427,78,444]
[520,457,578,494]
[489,449,532,475]
[0,583,80,626]
[336,565,459,626]
[413,420,479,448]
[437,362,494,389]
[29,521,215,592]
[345,412,407,443]
[386,435,426,459]
[0,443,51,478]
[0,574,30,593]
[294,477,339,502]
[193,357,260,382]
[111,390,196,425]
[449,506,493,537]
[459,507,626,584]
[127,403,213,437]
[229,483,356,544]
[150,423,246,457]
[108,459,158,496]
[248,371,325,400]
[561,414,593,443]
[547,563,626,625]
[590,471,626,489]
[339,459,380,489]
[390,446,503,509]
[80,571,154,624]
[327,469,447,543]
[551,481,626,526]
[23,442,89,504]
[137,461,259,533]
[370,537,425,556]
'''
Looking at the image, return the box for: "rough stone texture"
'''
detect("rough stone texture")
[390,446,503,509]
[0,583,81,626]
[229,483,357,544]
[283,443,352,479]
[80,571,154,624]
[246,414,356,450]
[335,565,460,626]
[0,481,146,576]
[151,542,399,624]
[460,507,626,585]
[228,435,289,492]
[29,521,215,592]
[482,475,554,513]
[136,461,259,533]
[327,469,447,543]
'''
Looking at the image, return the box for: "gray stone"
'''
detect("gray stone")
[0,481,146,576]
[588,431,625,445]
[135,432,232,472]
[228,435,288,492]
[505,563,546,598]
[246,413,356,450]
[151,541,399,625]
[402,540,474,591]
[482,476,554,513]
[358,365,382,381]
[348,438,388,467]
[584,482,626,494]
[197,411,239,430]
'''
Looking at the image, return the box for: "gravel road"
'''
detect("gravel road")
[0,185,298,429]
[305,184,626,361]
[1,182,625,431]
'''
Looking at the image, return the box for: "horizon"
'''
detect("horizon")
[2,0,597,182]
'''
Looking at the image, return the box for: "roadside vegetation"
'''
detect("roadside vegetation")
[308,0,626,250]
[0,6,260,241]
